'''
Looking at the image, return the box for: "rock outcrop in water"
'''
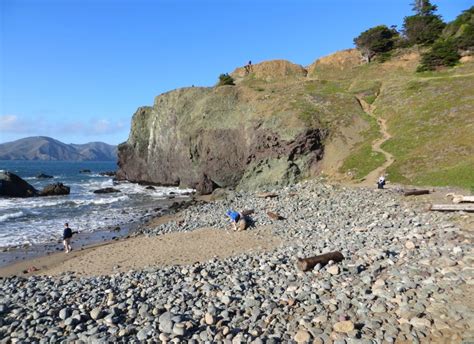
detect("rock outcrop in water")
[39,183,70,196]
[0,171,38,198]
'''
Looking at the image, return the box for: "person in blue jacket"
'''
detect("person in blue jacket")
[63,223,77,253]
[226,210,241,231]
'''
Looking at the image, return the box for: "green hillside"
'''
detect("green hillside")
[299,47,473,189]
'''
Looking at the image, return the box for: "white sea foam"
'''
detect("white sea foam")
[74,195,129,206]
[0,177,192,247]
[0,211,25,222]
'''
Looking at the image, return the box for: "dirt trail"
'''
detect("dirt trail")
[416,72,474,81]
[355,96,395,186]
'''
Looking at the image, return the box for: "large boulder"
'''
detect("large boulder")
[99,171,116,177]
[37,173,53,179]
[0,171,38,197]
[195,174,219,195]
[93,187,121,194]
[40,183,70,196]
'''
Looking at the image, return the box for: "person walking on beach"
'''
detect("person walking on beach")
[63,223,75,253]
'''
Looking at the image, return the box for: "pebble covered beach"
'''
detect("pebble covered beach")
[0,180,472,343]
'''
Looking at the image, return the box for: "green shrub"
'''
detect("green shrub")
[455,24,474,51]
[417,39,461,71]
[217,73,235,86]
[442,6,474,51]
[376,51,393,63]
[403,15,445,45]
[354,25,397,62]
[403,1,445,46]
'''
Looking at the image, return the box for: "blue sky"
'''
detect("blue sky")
[0,0,470,145]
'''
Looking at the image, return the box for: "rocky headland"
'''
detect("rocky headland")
[117,48,474,192]
[0,180,472,342]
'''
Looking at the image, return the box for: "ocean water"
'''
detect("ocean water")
[0,161,192,248]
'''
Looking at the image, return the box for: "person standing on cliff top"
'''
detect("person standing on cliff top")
[63,223,77,253]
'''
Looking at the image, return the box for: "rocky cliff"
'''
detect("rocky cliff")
[117,60,364,191]
[118,49,474,190]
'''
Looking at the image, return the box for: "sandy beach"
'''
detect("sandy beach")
[0,224,281,277]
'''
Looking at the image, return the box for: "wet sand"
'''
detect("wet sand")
[0,223,281,277]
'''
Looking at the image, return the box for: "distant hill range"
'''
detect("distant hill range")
[0,136,117,161]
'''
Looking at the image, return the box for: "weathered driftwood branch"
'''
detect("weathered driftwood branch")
[429,204,474,212]
[241,209,254,216]
[404,189,430,196]
[297,251,344,272]
[256,192,278,199]
[446,193,474,204]
[267,211,286,220]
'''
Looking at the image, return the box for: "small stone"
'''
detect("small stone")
[159,312,173,333]
[405,241,415,250]
[59,308,70,320]
[64,317,78,327]
[453,247,462,255]
[205,312,214,325]
[410,317,431,328]
[173,323,185,336]
[221,295,231,305]
[136,328,149,341]
[333,320,355,333]
[371,303,386,313]
[90,308,103,320]
[313,315,327,324]
[327,265,339,275]
[159,333,169,342]
[372,278,385,289]
[294,330,311,343]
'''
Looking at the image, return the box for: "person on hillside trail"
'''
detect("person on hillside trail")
[377,175,386,189]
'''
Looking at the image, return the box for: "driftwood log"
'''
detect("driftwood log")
[297,251,344,272]
[240,209,255,216]
[256,192,278,199]
[404,189,430,196]
[267,211,286,220]
[446,193,474,204]
[429,204,474,212]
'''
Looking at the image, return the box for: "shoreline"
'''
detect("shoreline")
[0,213,282,277]
[0,195,192,270]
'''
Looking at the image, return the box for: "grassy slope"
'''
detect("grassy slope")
[309,48,473,188]
[377,62,474,188]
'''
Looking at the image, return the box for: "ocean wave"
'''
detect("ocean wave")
[76,195,129,205]
[0,211,25,222]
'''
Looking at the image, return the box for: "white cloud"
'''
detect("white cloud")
[0,114,129,138]
[0,115,20,131]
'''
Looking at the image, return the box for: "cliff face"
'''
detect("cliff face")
[117,79,327,191]
[117,58,369,191]
[118,49,474,190]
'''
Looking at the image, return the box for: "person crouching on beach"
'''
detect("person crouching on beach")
[63,223,76,253]
[226,210,241,231]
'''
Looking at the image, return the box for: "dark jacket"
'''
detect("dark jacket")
[63,227,73,240]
